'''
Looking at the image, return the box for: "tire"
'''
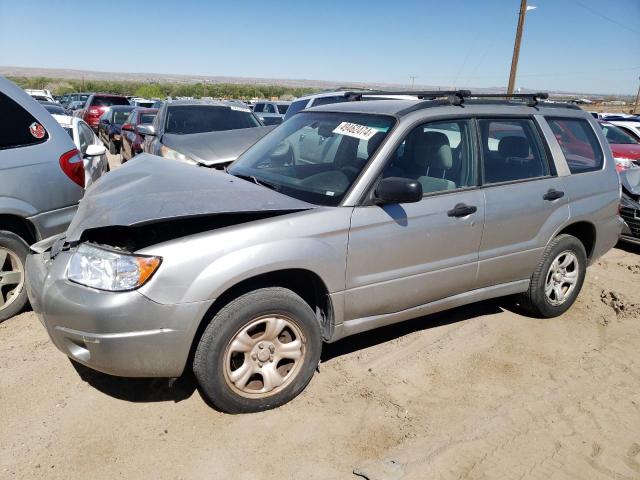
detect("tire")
[108,139,119,155]
[517,234,587,318]
[193,287,322,413]
[0,231,30,322]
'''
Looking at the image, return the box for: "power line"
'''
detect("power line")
[572,0,639,34]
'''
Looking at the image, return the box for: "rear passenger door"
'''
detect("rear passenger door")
[476,117,569,287]
[345,119,485,320]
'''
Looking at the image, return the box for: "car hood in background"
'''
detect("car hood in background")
[65,154,315,242]
[610,143,640,161]
[162,126,275,167]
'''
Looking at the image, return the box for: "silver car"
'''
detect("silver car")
[26,92,622,413]
[0,77,84,321]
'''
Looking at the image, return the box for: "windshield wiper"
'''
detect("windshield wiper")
[232,173,280,191]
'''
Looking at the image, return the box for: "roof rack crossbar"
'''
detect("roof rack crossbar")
[343,89,472,105]
[468,92,549,107]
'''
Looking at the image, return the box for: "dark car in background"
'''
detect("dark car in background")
[138,100,272,168]
[62,92,91,108]
[97,105,134,154]
[77,93,130,131]
[620,169,640,245]
[120,107,158,162]
[38,101,69,116]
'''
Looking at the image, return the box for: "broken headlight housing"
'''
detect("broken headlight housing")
[159,145,198,165]
[67,244,161,291]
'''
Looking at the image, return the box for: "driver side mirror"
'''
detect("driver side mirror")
[84,144,106,157]
[136,124,155,136]
[373,177,423,205]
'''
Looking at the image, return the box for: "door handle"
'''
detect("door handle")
[543,189,565,201]
[447,203,477,217]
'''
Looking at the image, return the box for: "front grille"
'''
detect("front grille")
[620,206,640,237]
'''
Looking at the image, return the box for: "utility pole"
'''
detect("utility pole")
[634,76,640,115]
[409,76,417,89]
[507,0,529,94]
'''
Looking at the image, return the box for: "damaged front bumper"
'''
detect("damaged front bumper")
[25,240,214,377]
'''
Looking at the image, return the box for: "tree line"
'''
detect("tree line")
[8,76,318,100]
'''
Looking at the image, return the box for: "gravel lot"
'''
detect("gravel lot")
[1,154,639,480]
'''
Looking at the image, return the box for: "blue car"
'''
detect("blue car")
[97,105,134,154]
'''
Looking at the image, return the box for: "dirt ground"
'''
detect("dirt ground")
[1,154,640,480]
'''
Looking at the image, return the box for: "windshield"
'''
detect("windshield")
[228,112,395,206]
[140,113,157,124]
[44,104,66,115]
[165,105,261,134]
[601,123,638,145]
[91,96,130,107]
[113,110,132,124]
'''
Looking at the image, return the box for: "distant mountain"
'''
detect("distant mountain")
[0,65,629,98]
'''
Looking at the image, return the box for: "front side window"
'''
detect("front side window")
[139,113,156,125]
[277,104,289,114]
[479,118,549,184]
[0,91,49,149]
[264,103,276,114]
[78,122,94,153]
[165,105,261,134]
[283,99,309,120]
[229,112,395,206]
[253,103,265,113]
[382,119,477,194]
[547,117,603,174]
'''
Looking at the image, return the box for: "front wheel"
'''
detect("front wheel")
[517,234,587,318]
[193,287,322,413]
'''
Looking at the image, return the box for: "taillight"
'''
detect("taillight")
[59,149,85,187]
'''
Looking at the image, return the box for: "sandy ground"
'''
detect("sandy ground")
[1,154,639,479]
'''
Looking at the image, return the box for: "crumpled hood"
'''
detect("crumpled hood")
[620,168,640,196]
[162,126,275,166]
[65,154,315,242]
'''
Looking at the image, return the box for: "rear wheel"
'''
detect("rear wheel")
[193,287,322,413]
[517,234,587,318]
[0,231,29,322]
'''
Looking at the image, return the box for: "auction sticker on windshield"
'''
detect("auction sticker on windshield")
[333,122,378,141]
[230,105,251,113]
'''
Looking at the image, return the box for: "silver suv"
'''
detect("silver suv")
[26,91,622,413]
[0,77,84,321]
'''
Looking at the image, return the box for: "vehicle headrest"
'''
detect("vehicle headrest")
[318,123,335,138]
[414,130,453,170]
[498,136,529,158]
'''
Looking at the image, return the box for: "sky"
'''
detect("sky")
[0,0,638,95]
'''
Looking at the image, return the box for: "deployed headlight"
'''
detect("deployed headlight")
[67,244,161,291]
[159,145,198,165]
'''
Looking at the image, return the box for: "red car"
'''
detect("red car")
[598,121,640,172]
[120,107,158,162]
[77,93,130,131]
[549,118,640,172]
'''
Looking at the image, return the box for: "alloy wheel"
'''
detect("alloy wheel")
[223,314,306,398]
[544,250,579,306]
[0,247,25,311]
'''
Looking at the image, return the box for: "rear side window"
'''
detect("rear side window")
[546,118,603,174]
[253,103,265,113]
[312,95,349,107]
[0,91,49,149]
[479,118,550,184]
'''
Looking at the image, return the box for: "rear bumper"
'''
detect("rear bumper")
[26,248,214,377]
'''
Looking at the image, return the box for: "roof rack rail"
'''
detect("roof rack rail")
[468,92,549,107]
[344,89,471,105]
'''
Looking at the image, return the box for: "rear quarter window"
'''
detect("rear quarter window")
[546,118,604,174]
[0,91,49,150]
